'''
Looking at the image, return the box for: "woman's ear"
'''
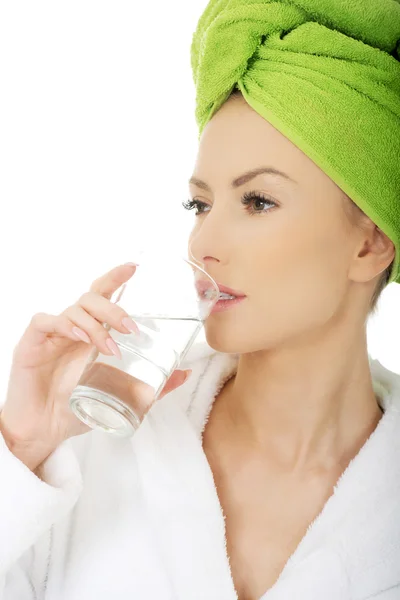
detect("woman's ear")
[352,222,395,283]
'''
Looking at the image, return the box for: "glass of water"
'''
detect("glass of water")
[69,249,220,437]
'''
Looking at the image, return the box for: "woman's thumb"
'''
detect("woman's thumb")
[159,369,193,398]
[182,369,193,383]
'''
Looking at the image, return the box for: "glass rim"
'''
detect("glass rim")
[127,248,220,295]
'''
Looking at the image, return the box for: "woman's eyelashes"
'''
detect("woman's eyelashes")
[182,190,278,217]
[241,190,278,216]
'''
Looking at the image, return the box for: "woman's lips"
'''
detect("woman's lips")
[211,295,246,313]
[216,282,246,297]
[195,278,246,299]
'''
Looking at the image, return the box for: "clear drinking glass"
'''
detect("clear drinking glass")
[69,249,220,437]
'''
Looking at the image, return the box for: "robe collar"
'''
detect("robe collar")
[131,344,400,599]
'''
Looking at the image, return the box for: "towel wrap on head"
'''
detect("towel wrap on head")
[191,0,400,284]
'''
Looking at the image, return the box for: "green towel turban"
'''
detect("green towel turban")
[190,0,400,284]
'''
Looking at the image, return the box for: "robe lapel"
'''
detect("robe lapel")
[131,371,238,600]
[131,346,400,600]
[261,547,351,599]
[263,358,400,599]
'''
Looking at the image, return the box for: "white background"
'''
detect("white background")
[0,0,399,402]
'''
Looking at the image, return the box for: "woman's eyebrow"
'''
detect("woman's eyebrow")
[188,167,298,191]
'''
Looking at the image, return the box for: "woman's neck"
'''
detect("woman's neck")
[205,345,383,475]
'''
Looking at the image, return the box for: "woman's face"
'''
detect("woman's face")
[187,94,366,355]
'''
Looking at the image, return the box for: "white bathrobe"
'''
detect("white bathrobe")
[1,340,400,600]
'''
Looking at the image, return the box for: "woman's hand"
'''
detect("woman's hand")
[0,263,192,471]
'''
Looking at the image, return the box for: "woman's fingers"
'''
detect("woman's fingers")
[23,264,192,390]
[89,263,138,300]
[61,304,122,356]
[19,265,140,359]
[20,312,86,348]
[78,292,139,333]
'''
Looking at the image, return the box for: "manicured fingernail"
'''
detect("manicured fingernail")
[106,337,122,359]
[72,326,91,344]
[124,262,138,267]
[121,317,140,335]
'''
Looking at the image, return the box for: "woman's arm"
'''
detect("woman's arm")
[0,430,83,598]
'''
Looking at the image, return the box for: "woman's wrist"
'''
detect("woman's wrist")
[0,413,54,472]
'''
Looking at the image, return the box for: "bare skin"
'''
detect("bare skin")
[0,264,192,473]
[202,375,382,599]
[187,93,394,599]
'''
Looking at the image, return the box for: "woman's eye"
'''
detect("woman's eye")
[181,198,210,215]
[241,191,277,216]
[181,192,277,217]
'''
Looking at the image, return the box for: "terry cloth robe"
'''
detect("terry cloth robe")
[1,340,400,600]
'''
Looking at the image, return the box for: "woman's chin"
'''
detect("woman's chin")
[203,327,243,355]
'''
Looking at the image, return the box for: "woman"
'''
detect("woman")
[1,0,400,599]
